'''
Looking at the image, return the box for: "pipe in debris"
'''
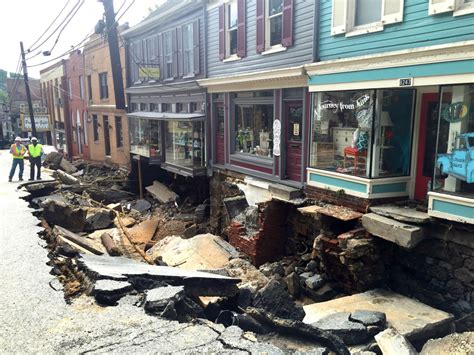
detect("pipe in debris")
[215,310,265,334]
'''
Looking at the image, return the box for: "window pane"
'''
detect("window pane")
[217,105,225,133]
[149,120,161,158]
[166,121,193,167]
[229,29,238,55]
[434,85,474,197]
[234,104,274,158]
[270,15,282,46]
[269,0,283,15]
[192,121,205,169]
[373,89,414,178]
[115,116,123,148]
[228,1,238,28]
[355,0,382,26]
[310,90,374,178]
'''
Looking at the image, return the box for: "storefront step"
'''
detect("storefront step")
[269,183,302,201]
[361,213,425,249]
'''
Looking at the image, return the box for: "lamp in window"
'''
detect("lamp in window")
[380,111,394,146]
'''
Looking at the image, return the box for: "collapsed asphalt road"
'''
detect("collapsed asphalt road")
[0,150,283,354]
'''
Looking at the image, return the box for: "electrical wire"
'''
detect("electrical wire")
[47,0,85,55]
[27,0,82,54]
[27,0,72,52]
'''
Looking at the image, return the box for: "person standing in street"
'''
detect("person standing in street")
[28,137,43,181]
[8,136,27,182]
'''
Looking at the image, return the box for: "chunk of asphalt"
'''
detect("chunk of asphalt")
[93,279,134,306]
[349,310,386,327]
[144,285,185,317]
[312,312,370,346]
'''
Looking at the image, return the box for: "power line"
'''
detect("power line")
[28,0,82,54]
[27,0,72,52]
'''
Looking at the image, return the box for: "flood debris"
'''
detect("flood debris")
[375,328,418,355]
[93,279,134,305]
[146,180,178,203]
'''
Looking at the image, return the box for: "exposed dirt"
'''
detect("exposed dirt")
[420,332,474,355]
[153,219,189,241]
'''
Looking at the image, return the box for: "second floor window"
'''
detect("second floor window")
[87,75,92,101]
[183,23,195,76]
[256,0,293,53]
[267,0,283,46]
[219,0,246,59]
[163,31,173,79]
[99,73,108,99]
[79,75,84,99]
[227,1,238,56]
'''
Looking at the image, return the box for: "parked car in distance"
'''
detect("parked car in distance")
[437,133,474,183]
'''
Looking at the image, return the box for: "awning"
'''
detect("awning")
[127,111,205,121]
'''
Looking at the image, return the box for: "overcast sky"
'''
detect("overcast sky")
[0,0,164,78]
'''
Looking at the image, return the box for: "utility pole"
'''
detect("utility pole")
[100,0,126,110]
[20,41,37,138]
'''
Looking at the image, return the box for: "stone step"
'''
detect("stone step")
[370,205,431,224]
[269,183,302,201]
[362,213,425,249]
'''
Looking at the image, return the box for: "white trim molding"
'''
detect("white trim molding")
[428,191,474,224]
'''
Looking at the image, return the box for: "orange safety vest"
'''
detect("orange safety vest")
[10,144,26,159]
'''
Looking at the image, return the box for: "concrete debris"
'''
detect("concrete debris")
[259,261,285,277]
[420,331,473,355]
[88,188,133,204]
[55,170,80,185]
[23,181,59,197]
[350,310,387,328]
[147,234,239,270]
[370,205,431,225]
[215,311,265,334]
[42,200,87,232]
[252,278,305,321]
[223,196,249,220]
[59,157,78,173]
[374,328,418,355]
[306,274,325,290]
[269,183,302,201]
[130,199,151,213]
[54,226,105,255]
[144,285,185,317]
[298,204,363,221]
[84,208,115,231]
[43,151,64,169]
[303,289,454,344]
[362,213,425,249]
[93,279,134,305]
[285,272,301,297]
[77,254,240,298]
[146,180,178,203]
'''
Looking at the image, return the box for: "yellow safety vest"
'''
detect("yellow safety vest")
[11,144,26,159]
[28,143,43,158]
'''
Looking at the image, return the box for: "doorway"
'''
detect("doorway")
[285,101,303,182]
[415,93,439,201]
[103,115,111,157]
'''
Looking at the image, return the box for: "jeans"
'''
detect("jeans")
[9,159,24,180]
[29,156,42,180]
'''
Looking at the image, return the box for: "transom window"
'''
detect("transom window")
[183,23,194,76]
[267,0,283,47]
[227,0,238,57]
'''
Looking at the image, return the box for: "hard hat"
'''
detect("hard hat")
[14,136,22,141]
[31,137,38,141]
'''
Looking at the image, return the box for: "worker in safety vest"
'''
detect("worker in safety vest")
[28,137,43,181]
[8,136,27,182]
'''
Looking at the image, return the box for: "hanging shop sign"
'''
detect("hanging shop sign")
[21,114,51,132]
[273,119,281,157]
[441,102,469,123]
[139,66,161,80]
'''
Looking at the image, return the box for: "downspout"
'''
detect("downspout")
[202,0,211,176]
[313,0,321,63]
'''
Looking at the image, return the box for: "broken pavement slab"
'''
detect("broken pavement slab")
[298,204,363,221]
[370,205,431,224]
[92,279,134,305]
[77,253,240,297]
[361,213,425,249]
[146,234,240,270]
[375,328,417,355]
[303,289,454,343]
[145,180,178,203]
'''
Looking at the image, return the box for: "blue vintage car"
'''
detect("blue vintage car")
[437,133,474,184]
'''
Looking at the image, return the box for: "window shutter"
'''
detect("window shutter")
[172,29,178,78]
[177,26,183,77]
[237,0,246,57]
[219,5,225,60]
[331,0,347,36]
[193,20,200,74]
[256,0,265,53]
[382,0,404,24]
[282,0,293,47]
[428,0,455,15]
[154,35,161,66]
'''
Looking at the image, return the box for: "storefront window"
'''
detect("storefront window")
[129,118,162,159]
[217,105,225,133]
[310,89,414,178]
[234,104,273,158]
[165,120,205,169]
[434,84,474,196]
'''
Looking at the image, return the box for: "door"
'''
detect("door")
[103,115,111,156]
[415,93,439,201]
[215,103,225,165]
[285,102,303,181]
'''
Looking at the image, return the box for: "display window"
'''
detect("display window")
[165,120,205,169]
[434,84,474,196]
[129,117,162,158]
[234,103,274,158]
[310,89,414,178]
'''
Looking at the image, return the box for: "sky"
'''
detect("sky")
[0,0,165,78]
